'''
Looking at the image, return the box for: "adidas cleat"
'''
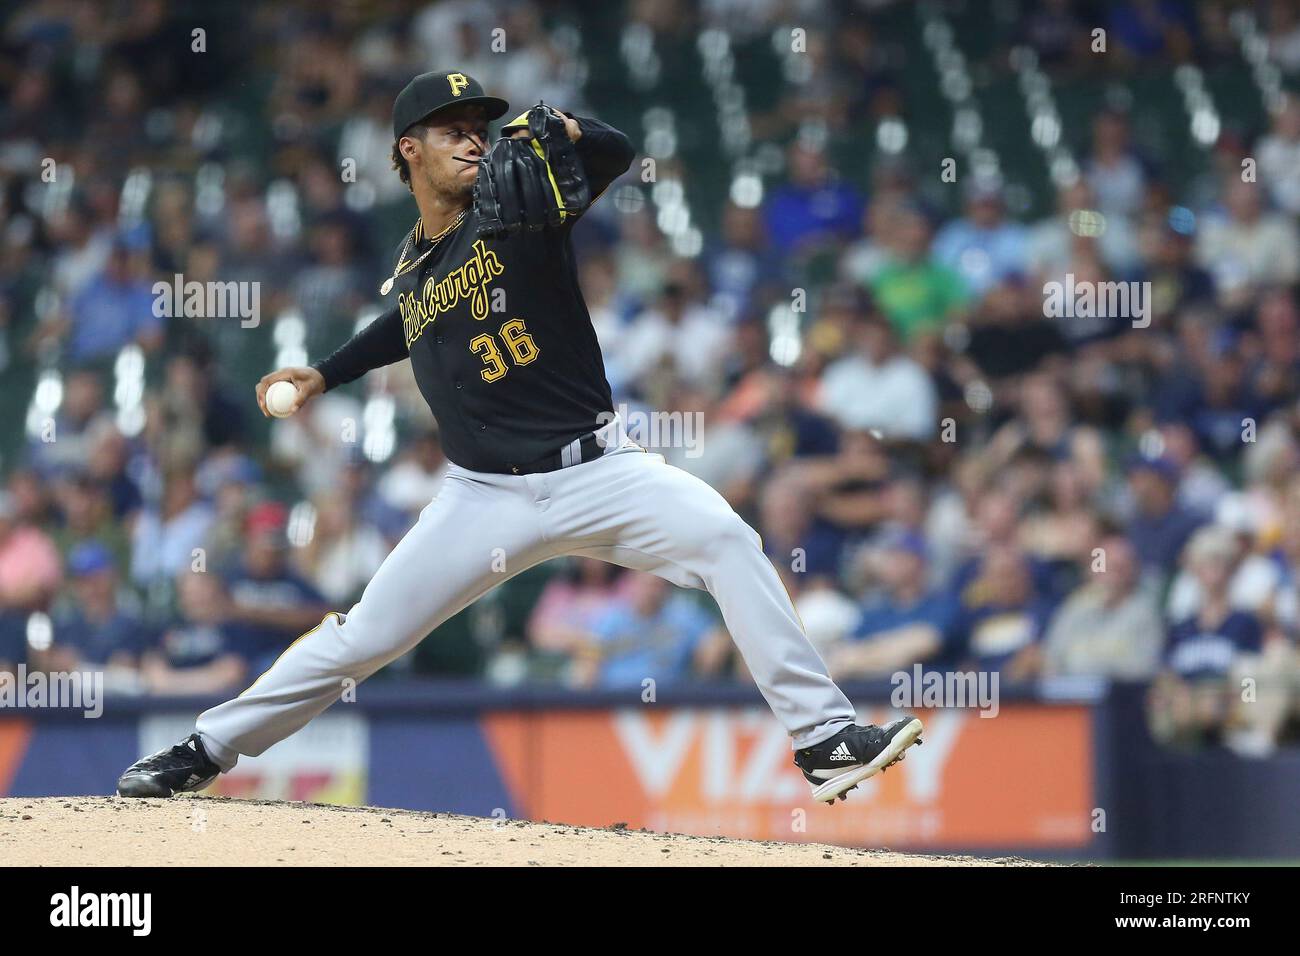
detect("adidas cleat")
[794,716,924,803]
[116,734,221,798]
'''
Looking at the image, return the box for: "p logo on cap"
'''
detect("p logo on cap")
[391,71,510,139]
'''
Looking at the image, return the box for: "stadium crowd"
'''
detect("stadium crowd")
[1,0,1299,755]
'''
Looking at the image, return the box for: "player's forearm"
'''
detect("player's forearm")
[311,306,408,391]
[573,116,635,196]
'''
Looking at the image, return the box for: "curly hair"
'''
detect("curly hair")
[390,123,431,192]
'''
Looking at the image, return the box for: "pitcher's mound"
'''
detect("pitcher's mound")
[0,796,1043,866]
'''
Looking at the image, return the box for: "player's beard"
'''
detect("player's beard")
[426,162,475,206]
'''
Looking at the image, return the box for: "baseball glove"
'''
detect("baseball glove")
[474,103,590,239]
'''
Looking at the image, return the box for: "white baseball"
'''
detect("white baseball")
[266,380,299,418]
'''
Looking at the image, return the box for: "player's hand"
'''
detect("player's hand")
[560,112,581,142]
[507,108,581,143]
[255,366,325,419]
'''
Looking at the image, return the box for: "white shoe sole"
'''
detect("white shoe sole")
[809,717,924,803]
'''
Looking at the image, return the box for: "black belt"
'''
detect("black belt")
[508,431,605,475]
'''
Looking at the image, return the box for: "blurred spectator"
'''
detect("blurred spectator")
[45,542,150,684]
[45,196,113,299]
[841,195,903,287]
[1124,456,1204,578]
[932,179,1029,298]
[718,363,840,468]
[1248,289,1300,412]
[1167,528,1262,678]
[948,544,1056,680]
[130,466,214,589]
[612,265,730,394]
[1255,96,1300,215]
[576,574,729,688]
[1020,459,1102,568]
[705,201,781,322]
[867,203,969,342]
[759,471,846,586]
[221,502,329,675]
[1196,178,1300,302]
[949,487,1055,597]
[157,346,247,455]
[1166,494,1282,622]
[292,215,368,356]
[762,140,863,259]
[1039,534,1163,680]
[411,1,498,87]
[0,490,62,611]
[659,387,765,508]
[271,390,366,498]
[787,578,862,659]
[197,452,262,570]
[1134,211,1216,320]
[297,490,389,605]
[826,531,954,679]
[1027,180,1138,278]
[27,370,111,475]
[494,3,586,112]
[376,430,447,518]
[339,458,409,542]
[47,239,162,364]
[1187,345,1262,464]
[528,558,631,656]
[1020,0,1087,69]
[50,472,130,569]
[140,571,247,695]
[1160,422,1230,517]
[578,253,633,354]
[1035,242,1124,348]
[959,278,1069,382]
[1148,526,1265,748]
[613,206,673,302]
[793,429,891,546]
[816,312,937,440]
[83,419,144,521]
[1084,111,1148,219]
[1108,0,1194,61]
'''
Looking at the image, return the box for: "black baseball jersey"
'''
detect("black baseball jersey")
[312,116,635,473]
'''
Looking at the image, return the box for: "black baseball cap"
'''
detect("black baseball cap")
[392,71,510,139]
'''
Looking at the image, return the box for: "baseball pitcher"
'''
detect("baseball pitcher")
[117,71,923,806]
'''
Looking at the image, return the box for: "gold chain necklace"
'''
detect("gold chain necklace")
[379,208,468,296]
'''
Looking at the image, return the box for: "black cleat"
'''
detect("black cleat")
[116,734,221,798]
[794,716,924,803]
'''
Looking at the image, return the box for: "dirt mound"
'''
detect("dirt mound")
[0,797,1043,866]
